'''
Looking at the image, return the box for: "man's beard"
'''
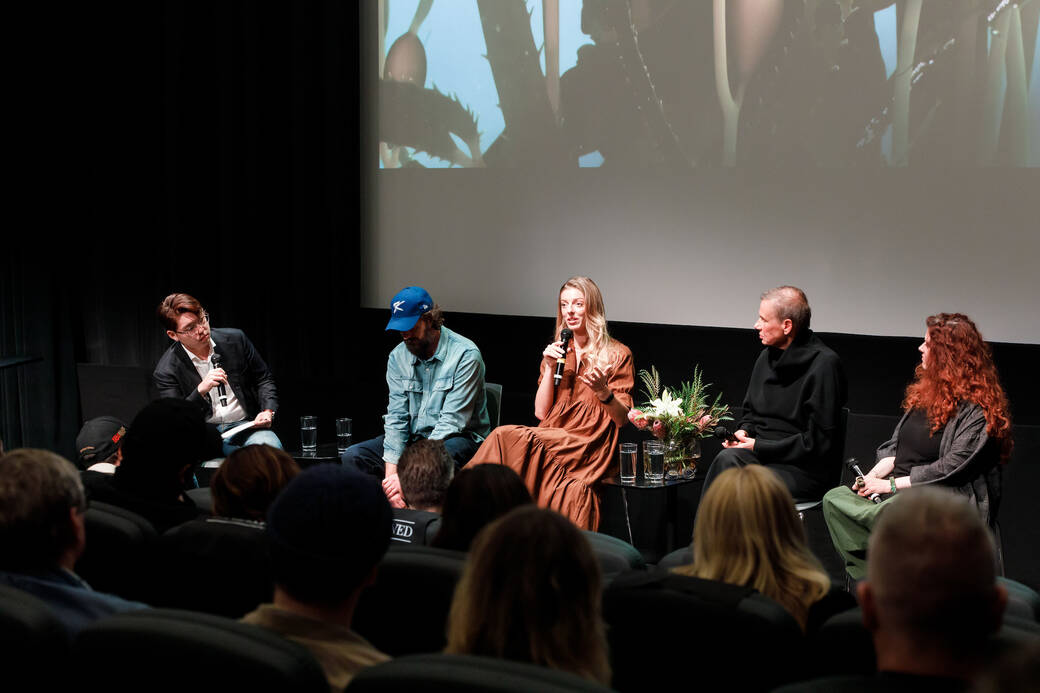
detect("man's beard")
[404,336,433,357]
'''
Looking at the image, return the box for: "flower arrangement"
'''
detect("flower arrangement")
[628,366,731,451]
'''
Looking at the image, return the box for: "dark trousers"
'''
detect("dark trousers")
[700,447,830,503]
[340,434,479,478]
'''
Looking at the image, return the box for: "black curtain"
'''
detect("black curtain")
[3,1,360,456]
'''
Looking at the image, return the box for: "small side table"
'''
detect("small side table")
[601,475,700,553]
[290,443,343,468]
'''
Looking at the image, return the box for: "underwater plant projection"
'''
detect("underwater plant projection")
[376,0,1040,167]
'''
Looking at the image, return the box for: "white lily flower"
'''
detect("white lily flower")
[650,389,684,419]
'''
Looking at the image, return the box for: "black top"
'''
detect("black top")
[738,330,847,477]
[892,408,945,478]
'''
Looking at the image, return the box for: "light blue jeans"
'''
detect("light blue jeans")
[216,421,284,457]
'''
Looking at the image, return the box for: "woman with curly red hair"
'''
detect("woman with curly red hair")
[823,313,1012,580]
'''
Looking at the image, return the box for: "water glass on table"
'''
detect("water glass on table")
[643,440,664,484]
[300,415,318,454]
[619,443,637,484]
[336,417,353,454]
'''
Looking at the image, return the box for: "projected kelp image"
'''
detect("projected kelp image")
[375,0,1040,167]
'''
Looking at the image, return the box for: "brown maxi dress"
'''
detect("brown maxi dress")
[469,341,634,530]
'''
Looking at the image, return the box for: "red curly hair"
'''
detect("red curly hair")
[903,313,1013,462]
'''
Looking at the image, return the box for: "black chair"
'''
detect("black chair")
[353,544,467,656]
[485,382,503,429]
[603,571,806,692]
[151,517,273,618]
[74,608,327,691]
[0,583,72,687]
[810,606,1040,679]
[76,501,158,602]
[582,530,646,582]
[347,653,614,692]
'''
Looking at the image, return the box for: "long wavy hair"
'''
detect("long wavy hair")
[903,313,1013,462]
[445,506,611,684]
[674,465,831,630]
[554,276,614,370]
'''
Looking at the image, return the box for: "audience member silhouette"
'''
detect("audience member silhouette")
[445,506,611,684]
[778,487,1009,692]
[397,438,453,513]
[210,444,299,522]
[0,448,148,633]
[82,398,213,532]
[241,464,392,689]
[679,465,842,630]
[430,464,532,552]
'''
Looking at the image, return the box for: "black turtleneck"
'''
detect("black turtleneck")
[737,329,848,476]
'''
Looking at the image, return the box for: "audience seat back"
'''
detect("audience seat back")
[603,571,805,692]
[347,653,614,692]
[581,530,646,582]
[0,583,72,688]
[151,517,273,618]
[76,501,158,602]
[353,545,466,656]
[74,608,327,691]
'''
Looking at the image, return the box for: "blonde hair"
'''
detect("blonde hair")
[445,506,611,684]
[555,276,613,370]
[674,465,831,629]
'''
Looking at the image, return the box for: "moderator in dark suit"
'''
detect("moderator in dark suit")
[152,327,278,422]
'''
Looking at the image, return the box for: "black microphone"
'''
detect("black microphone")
[211,352,229,407]
[554,328,573,387]
[713,425,738,443]
[847,457,881,504]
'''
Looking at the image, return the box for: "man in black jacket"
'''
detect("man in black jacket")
[702,286,847,501]
[152,293,281,455]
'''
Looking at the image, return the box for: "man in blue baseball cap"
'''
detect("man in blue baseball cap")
[341,287,491,507]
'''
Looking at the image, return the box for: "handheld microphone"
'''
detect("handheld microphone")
[847,457,881,504]
[554,328,573,387]
[713,425,738,443]
[211,353,229,407]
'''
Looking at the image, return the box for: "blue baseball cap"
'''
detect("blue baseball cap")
[386,286,433,331]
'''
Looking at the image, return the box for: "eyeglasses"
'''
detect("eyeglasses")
[175,312,210,335]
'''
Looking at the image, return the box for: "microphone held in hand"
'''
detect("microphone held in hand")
[847,457,881,504]
[713,425,738,443]
[554,328,573,387]
[211,353,229,407]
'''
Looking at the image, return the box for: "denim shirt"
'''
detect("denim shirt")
[383,327,491,464]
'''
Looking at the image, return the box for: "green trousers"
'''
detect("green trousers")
[822,485,900,580]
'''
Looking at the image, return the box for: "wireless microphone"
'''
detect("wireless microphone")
[211,353,229,407]
[713,425,738,443]
[847,458,881,504]
[554,328,573,387]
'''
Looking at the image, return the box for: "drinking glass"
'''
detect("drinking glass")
[643,440,665,484]
[300,415,318,453]
[619,443,637,484]
[336,417,353,454]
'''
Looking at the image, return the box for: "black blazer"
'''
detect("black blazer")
[152,327,278,420]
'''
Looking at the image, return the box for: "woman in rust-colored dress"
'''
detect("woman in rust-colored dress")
[469,276,633,530]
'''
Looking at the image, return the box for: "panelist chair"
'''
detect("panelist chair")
[485,382,503,428]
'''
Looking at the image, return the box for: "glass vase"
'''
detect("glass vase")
[663,438,701,480]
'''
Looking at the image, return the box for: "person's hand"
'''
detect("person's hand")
[578,364,613,401]
[857,476,892,498]
[197,368,228,395]
[253,410,274,429]
[722,429,755,450]
[382,473,405,508]
[542,340,567,371]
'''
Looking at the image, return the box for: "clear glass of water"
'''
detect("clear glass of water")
[619,443,637,484]
[300,415,318,453]
[336,417,353,454]
[643,440,665,484]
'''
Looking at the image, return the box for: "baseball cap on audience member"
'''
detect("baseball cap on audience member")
[76,416,128,468]
[385,286,433,332]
